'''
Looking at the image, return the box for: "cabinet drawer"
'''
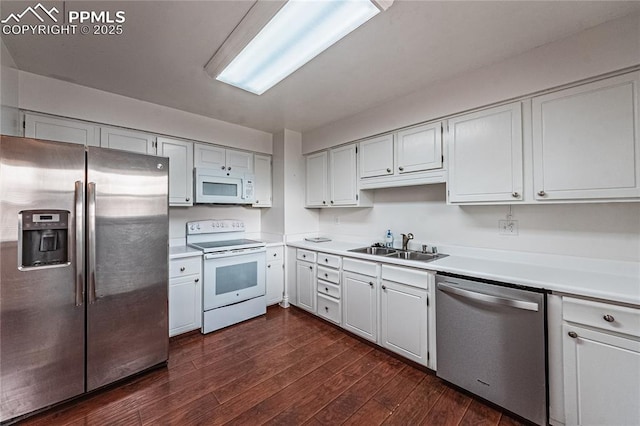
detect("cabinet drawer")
[297,249,316,263]
[317,266,340,284]
[318,281,340,299]
[317,294,341,325]
[170,256,201,278]
[381,265,431,290]
[563,297,640,338]
[317,253,341,269]
[343,257,377,277]
[267,246,284,261]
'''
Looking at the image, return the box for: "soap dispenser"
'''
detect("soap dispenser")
[385,229,394,248]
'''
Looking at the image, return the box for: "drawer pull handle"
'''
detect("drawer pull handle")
[180,267,186,272]
[325,287,328,292]
[194,278,199,283]
[568,331,578,339]
[325,259,328,263]
[381,285,387,290]
[324,273,328,278]
[603,314,615,323]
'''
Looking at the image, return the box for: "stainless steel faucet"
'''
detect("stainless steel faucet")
[401,233,414,251]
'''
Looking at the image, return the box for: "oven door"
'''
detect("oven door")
[203,249,266,310]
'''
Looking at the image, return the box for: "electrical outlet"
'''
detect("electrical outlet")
[499,220,518,236]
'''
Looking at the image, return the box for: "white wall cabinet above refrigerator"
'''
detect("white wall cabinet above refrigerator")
[447,102,523,204]
[532,71,640,202]
[157,137,193,207]
[24,112,100,147]
[305,144,373,208]
[359,122,445,189]
[194,143,254,174]
[100,126,156,155]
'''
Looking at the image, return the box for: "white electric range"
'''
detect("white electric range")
[187,219,266,333]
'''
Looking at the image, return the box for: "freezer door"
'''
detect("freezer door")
[0,136,85,422]
[86,147,169,391]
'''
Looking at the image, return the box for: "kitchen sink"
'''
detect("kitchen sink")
[348,247,447,263]
[348,246,397,255]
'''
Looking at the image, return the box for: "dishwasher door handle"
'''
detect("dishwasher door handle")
[437,282,539,312]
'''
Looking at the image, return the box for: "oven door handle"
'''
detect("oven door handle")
[437,282,539,312]
[204,248,266,260]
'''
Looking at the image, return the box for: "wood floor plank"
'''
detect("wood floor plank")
[373,364,426,412]
[343,399,394,426]
[382,373,446,425]
[420,386,473,426]
[460,399,502,426]
[498,413,530,426]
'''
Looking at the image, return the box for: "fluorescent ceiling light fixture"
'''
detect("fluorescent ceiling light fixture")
[214,0,385,95]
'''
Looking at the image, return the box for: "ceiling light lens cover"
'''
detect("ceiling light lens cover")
[217,0,380,95]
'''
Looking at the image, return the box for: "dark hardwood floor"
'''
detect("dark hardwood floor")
[21,306,528,425]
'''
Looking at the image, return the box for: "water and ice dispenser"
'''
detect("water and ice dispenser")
[19,210,70,268]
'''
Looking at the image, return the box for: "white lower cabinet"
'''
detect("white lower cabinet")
[562,296,640,426]
[380,279,428,366]
[169,256,202,337]
[342,270,377,342]
[296,259,316,314]
[266,246,284,306]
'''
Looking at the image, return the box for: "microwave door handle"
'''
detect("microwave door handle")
[87,182,97,304]
[437,282,539,312]
[74,180,84,306]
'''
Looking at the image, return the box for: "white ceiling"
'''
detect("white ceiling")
[2,1,640,134]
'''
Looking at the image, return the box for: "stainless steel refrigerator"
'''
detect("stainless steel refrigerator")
[0,135,169,423]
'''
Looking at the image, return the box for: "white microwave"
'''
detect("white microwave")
[194,168,255,204]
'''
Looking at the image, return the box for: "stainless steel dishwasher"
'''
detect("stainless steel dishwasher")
[435,273,547,425]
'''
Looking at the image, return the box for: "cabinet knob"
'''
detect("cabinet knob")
[330,201,334,204]
[603,314,615,323]
[186,198,190,202]
[537,190,546,197]
[325,306,329,312]
[324,273,328,278]
[180,267,185,272]
[324,258,328,262]
[568,331,578,338]
[228,167,232,171]
[386,168,391,173]
[273,253,277,257]
[511,192,519,198]
[221,166,226,170]
[381,285,387,290]
[302,254,306,258]
[267,265,271,268]
[369,282,373,287]
[322,201,326,205]
[309,266,313,270]
[194,278,199,283]
[398,166,404,171]
[325,287,328,292]
[256,200,259,204]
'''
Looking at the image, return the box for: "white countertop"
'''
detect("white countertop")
[287,240,640,306]
[169,245,202,259]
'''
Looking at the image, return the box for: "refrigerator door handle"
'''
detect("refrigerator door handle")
[74,180,84,306]
[88,182,97,304]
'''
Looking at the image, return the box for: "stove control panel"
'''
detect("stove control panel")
[186,219,245,234]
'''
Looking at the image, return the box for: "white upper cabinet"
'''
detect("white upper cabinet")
[532,72,640,201]
[194,143,254,174]
[448,102,523,203]
[359,134,394,178]
[396,122,442,174]
[359,122,445,189]
[100,126,156,155]
[253,154,272,207]
[329,144,358,206]
[24,113,99,146]
[305,151,328,207]
[157,137,193,206]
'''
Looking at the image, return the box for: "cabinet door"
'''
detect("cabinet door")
[296,261,316,313]
[100,127,156,155]
[360,134,394,178]
[266,260,284,306]
[380,280,428,365]
[448,102,523,203]
[226,149,254,174]
[342,271,377,342]
[253,154,272,207]
[169,275,202,337]
[305,151,328,207]
[193,143,224,170]
[396,122,442,174]
[533,72,640,200]
[158,137,193,206]
[563,324,640,425]
[329,144,357,206]
[24,113,99,146]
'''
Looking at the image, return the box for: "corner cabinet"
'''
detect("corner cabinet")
[24,112,100,146]
[359,122,445,189]
[447,102,523,204]
[266,246,284,305]
[253,154,272,207]
[169,256,202,337]
[100,126,156,155]
[532,72,640,201]
[157,137,193,206]
[305,144,372,208]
